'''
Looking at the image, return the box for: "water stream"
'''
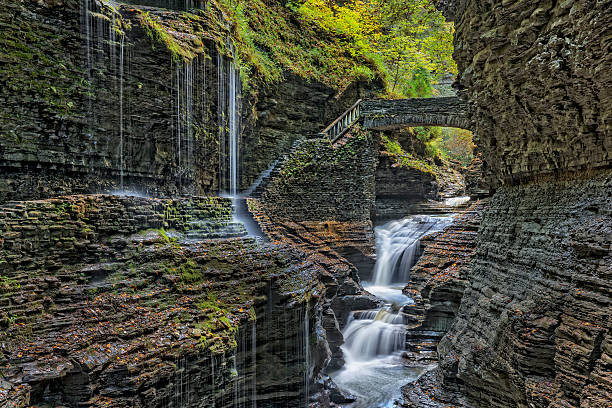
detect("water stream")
[332,215,454,407]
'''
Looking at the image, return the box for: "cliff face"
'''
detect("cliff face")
[0,195,333,407]
[402,0,612,407]
[0,0,377,201]
[453,0,611,186]
[439,174,611,407]
[0,0,221,198]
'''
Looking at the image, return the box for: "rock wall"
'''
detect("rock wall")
[261,128,377,222]
[400,1,612,407]
[247,198,381,373]
[0,0,375,202]
[0,0,230,199]
[453,0,611,186]
[401,201,485,365]
[0,194,328,407]
[243,76,381,190]
[375,155,439,220]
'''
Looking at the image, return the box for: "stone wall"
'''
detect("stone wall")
[261,128,377,222]
[362,97,470,131]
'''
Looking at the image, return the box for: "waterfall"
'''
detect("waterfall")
[332,215,454,407]
[342,309,406,362]
[228,63,239,197]
[445,196,471,207]
[173,59,199,190]
[372,216,454,286]
[304,306,310,405]
[251,320,257,408]
[217,52,241,197]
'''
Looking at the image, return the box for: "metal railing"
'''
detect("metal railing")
[319,99,362,143]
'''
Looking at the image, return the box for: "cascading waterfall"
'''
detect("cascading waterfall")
[372,216,454,287]
[174,61,196,188]
[332,215,454,408]
[251,320,257,408]
[81,0,134,187]
[304,306,310,406]
[228,62,239,197]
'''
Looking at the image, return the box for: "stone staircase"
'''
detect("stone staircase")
[245,139,307,198]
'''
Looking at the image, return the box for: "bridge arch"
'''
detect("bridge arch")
[361,97,470,131]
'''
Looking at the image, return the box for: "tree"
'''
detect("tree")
[297,0,456,97]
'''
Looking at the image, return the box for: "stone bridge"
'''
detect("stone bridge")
[361,96,470,131]
[321,96,470,142]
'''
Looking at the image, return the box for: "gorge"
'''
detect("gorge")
[0,0,610,407]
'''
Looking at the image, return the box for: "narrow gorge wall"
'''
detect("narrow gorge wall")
[452,0,611,186]
[0,195,326,407]
[404,1,611,407]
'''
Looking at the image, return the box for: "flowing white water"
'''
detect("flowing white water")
[251,321,257,408]
[304,306,310,405]
[332,215,454,407]
[371,216,454,287]
[228,63,239,197]
[217,53,241,197]
[444,196,471,207]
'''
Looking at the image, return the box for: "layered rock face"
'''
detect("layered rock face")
[0,194,330,407]
[453,0,611,185]
[0,0,227,198]
[402,0,612,407]
[401,201,485,364]
[375,155,439,220]
[0,0,370,201]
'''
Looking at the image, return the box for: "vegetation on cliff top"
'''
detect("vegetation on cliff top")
[101,0,454,95]
[213,0,456,95]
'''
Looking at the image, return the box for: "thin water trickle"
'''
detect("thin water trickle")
[304,306,310,405]
[228,63,240,197]
[119,34,125,189]
[332,215,454,407]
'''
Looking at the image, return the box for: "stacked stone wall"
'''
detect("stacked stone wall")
[261,128,377,222]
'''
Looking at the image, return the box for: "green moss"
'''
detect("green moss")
[195,293,238,353]
[158,228,172,243]
[178,259,203,283]
[0,276,20,294]
[381,135,437,175]
[137,10,198,62]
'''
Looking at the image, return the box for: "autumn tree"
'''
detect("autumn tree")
[296,0,456,97]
